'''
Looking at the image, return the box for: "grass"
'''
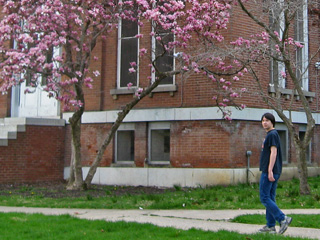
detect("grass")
[232,214,320,229]
[0,212,313,240]
[1,176,320,210]
[1,177,320,239]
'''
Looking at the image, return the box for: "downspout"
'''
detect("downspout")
[246,150,253,184]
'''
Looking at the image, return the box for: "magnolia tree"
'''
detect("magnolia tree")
[0,0,250,190]
[231,0,320,195]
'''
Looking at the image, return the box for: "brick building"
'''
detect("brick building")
[0,1,320,186]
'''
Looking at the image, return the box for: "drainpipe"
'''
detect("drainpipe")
[246,150,253,184]
[316,62,320,111]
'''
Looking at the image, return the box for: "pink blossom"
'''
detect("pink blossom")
[135,34,143,39]
[127,82,133,89]
[93,70,100,77]
[129,68,136,73]
[130,62,137,67]
[139,48,147,56]
[233,76,239,81]
[230,92,239,98]
[182,66,189,71]
[295,42,304,48]
[85,83,93,89]
[84,77,93,83]
[224,115,232,121]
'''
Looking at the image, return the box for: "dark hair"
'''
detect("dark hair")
[261,113,275,127]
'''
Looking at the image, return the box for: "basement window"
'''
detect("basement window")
[148,122,170,164]
[299,131,311,163]
[115,123,135,163]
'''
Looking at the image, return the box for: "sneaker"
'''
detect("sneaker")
[279,216,292,234]
[259,225,276,234]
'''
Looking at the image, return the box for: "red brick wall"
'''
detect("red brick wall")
[171,120,263,168]
[64,123,113,167]
[0,125,65,184]
[66,120,320,169]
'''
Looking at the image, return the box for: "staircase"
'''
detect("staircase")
[0,118,26,146]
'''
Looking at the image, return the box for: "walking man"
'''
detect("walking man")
[259,113,292,234]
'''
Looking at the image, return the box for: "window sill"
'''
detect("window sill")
[110,85,178,99]
[268,86,315,102]
[146,161,171,167]
[111,162,136,167]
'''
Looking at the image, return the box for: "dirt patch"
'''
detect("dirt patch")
[0,181,175,198]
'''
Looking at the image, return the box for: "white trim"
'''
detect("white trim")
[63,107,320,125]
[64,166,320,188]
[301,1,309,90]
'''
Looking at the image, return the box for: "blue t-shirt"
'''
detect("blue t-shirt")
[259,129,282,174]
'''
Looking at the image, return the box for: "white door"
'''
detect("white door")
[11,46,60,118]
[17,79,59,118]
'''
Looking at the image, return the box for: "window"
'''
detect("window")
[299,131,311,163]
[148,122,170,163]
[117,18,139,88]
[151,1,175,86]
[269,1,286,89]
[295,1,309,90]
[277,127,288,163]
[115,124,135,163]
[152,29,175,85]
[41,46,54,86]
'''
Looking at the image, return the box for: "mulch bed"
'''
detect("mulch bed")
[0,181,175,198]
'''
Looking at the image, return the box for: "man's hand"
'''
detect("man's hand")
[268,171,275,182]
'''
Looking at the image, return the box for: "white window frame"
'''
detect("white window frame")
[295,1,309,91]
[117,18,140,89]
[270,1,286,89]
[148,122,171,164]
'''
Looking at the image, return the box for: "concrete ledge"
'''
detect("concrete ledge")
[62,107,320,125]
[64,167,320,188]
[4,117,65,126]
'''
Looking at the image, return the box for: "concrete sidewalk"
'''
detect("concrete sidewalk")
[0,206,320,239]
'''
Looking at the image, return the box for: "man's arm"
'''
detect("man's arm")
[268,146,277,182]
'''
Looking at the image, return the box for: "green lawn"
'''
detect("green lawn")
[0,176,319,240]
[0,212,314,240]
[1,176,320,210]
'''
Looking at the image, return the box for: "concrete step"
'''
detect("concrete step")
[0,118,26,146]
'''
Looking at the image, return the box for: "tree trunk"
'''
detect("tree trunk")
[293,138,311,195]
[84,74,171,187]
[66,114,84,190]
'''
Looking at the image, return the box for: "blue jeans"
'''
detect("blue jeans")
[259,172,285,227]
